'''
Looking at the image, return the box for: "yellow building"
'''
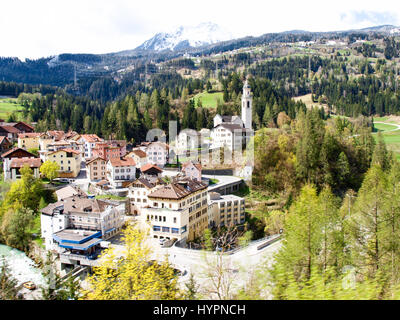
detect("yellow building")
[45,148,82,178]
[143,178,208,242]
[18,133,41,150]
[39,133,54,151]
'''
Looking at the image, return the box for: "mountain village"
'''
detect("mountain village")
[0,80,274,294]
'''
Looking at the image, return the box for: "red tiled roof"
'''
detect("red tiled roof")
[14,121,35,131]
[80,134,103,143]
[10,157,42,168]
[0,125,21,133]
[18,132,42,138]
[130,149,147,158]
[140,163,162,173]
[86,157,106,165]
[109,157,136,167]
[182,161,202,171]
[48,148,81,155]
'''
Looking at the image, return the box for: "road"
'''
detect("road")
[149,236,282,297]
[373,121,400,132]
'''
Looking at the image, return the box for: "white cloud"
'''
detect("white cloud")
[1,0,400,59]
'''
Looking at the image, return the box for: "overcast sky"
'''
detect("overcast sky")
[1,0,400,59]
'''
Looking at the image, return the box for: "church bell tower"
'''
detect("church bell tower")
[241,79,252,129]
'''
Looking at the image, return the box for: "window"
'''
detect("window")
[173,217,177,223]
[153,226,161,232]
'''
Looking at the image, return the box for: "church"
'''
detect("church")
[210,79,253,151]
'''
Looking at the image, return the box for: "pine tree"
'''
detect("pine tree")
[350,165,389,277]
[0,260,19,300]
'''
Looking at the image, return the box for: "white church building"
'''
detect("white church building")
[210,79,253,151]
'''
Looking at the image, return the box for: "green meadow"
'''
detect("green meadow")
[194,91,223,109]
[373,121,400,161]
[0,98,24,120]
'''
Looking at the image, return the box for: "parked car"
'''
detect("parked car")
[23,281,36,290]
[159,238,174,247]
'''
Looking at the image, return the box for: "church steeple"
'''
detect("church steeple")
[241,78,252,129]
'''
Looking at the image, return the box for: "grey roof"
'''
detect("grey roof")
[41,196,116,216]
[215,123,246,132]
[148,178,207,200]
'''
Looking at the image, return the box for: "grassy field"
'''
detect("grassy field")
[0,98,24,120]
[372,120,400,161]
[373,122,398,132]
[194,91,223,109]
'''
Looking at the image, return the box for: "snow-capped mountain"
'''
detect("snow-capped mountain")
[136,22,234,51]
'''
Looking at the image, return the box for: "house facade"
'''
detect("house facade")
[125,149,147,169]
[86,157,107,181]
[106,157,136,188]
[144,141,169,168]
[1,148,38,181]
[40,196,124,267]
[181,161,202,181]
[9,157,42,181]
[45,149,82,178]
[208,192,246,228]
[78,134,104,159]
[0,136,12,153]
[142,178,208,242]
[0,125,21,143]
[92,142,120,161]
[17,132,41,150]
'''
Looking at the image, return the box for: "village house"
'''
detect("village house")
[127,177,165,215]
[181,161,202,181]
[9,157,42,181]
[13,121,35,133]
[0,125,21,143]
[78,134,104,159]
[86,157,107,182]
[0,136,12,153]
[18,132,41,150]
[1,147,38,181]
[92,142,120,161]
[105,140,127,157]
[40,196,125,268]
[106,157,136,188]
[124,149,147,169]
[140,163,163,179]
[143,141,169,168]
[142,178,208,242]
[45,148,82,178]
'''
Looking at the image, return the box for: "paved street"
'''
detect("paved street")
[149,236,282,297]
